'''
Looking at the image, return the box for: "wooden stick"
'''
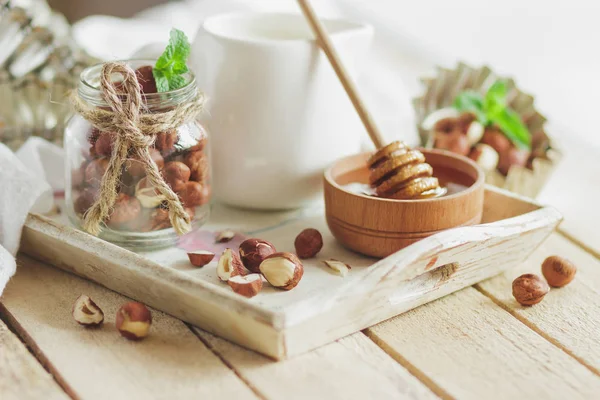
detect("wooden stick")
[297,0,386,149]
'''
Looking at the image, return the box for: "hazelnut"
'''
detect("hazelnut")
[433,117,456,134]
[135,177,166,208]
[94,132,115,157]
[434,130,470,156]
[106,193,142,228]
[154,130,178,156]
[141,207,171,232]
[115,302,152,340]
[542,256,576,287]
[228,274,263,298]
[88,127,101,145]
[294,228,323,259]
[135,65,157,94]
[239,238,276,273]
[456,113,476,133]
[497,146,530,176]
[512,273,549,306]
[72,294,104,326]
[84,158,109,187]
[469,144,499,172]
[185,206,196,220]
[178,181,205,208]
[124,149,164,180]
[259,252,303,290]
[465,121,484,146]
[481,127,511,154]
[183,150,209,183]
[217,248,247,282]
[187,250,215,267]
[162,161,190,192]
[74,188,98,215]
[215,230,235,243]
[323,259,351,277]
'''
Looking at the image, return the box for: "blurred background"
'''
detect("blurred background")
[50,0,600,148]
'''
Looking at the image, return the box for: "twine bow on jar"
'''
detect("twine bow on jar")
[70,62,206,236]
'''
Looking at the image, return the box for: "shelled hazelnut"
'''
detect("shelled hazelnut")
[124,148,164,180]
[94,131,115,157]
[260,252,304,290]
[178,181,205,208]
[187,250,215,267]
[542,256,577,288]
[183,150,209,183]
[135,177,166,208]
[512,273,549,306]
[154,130,178,156]
[84,158,109,187]
[497,146,530,176]
[162,161,190,192]
[434,130,470,156]
[106,193,142,229]
[294,228,323,259]
[228,274,263,298]
[469,144,499,172]
[116,302,152,340]
[217,248,247,281]
[135,65,157,94]
[239,238,276,273]
[74,188,98,215]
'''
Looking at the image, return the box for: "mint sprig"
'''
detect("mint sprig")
[453,80,531,150]
[153,28,191,92]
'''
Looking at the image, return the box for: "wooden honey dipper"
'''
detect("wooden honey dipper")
[297,0,445,199]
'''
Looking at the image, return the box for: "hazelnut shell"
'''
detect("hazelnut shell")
[228,274,263,298]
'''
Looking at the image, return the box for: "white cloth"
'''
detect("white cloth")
[0,138,59,295]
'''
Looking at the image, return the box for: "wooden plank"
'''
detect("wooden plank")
[365,287,600,399]
[193,328,438,400]
[537,133,600,256]
[0,319,69,400]
[1,255,258,400]
[20,187,561,359]
[477,233,600,375]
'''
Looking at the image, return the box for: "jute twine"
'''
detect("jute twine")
[70,62,206,236]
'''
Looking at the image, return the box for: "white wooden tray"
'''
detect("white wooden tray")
[19,185,561,360]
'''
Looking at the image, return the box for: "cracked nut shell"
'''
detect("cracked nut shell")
[228,274,263,298]
[187,250,215,267]
[259,252,303,290]
[512,273,549,306]
[239,238,276,273]
[72,294,104,326]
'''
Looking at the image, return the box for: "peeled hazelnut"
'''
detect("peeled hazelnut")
[94,132,115,157]
[228,274,263,298]
[294,228,323,259]
[323,259,351,277]
[154,130,178,155]
[162,161,190,192]
[260,252,303,290]
[512,273,549,306]
[215,230,235,243]
[481,127,511,154]
[115,302,152,340]
[135,65,157,94]
[465,121,484,146]
[187,250,215,267]
[107,193,142,228]
[434,130,470,156]
[239,238,276,273]
[469,144,499,172]
[542,255,577,287]
[217,248,247,281]
[178,181,204,208]
[135,177,166,208]
[84,158,109,187]
[72,295,104,326]
[497,146,530,176]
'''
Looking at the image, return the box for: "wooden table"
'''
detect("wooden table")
[1,136,599,400]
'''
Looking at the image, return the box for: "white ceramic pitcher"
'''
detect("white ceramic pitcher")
[191,12,373,209]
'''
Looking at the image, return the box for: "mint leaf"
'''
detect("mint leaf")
[153,28,191,93]
[169,75,186,90]
[491,108,531,150]
[453,91,488,125]
[484,80,507,115]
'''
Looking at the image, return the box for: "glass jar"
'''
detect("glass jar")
[64,60,211,249]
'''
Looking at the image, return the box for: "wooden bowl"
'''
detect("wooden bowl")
[324,149,485,257]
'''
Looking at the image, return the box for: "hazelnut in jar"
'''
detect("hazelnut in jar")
[64,60,211,249]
